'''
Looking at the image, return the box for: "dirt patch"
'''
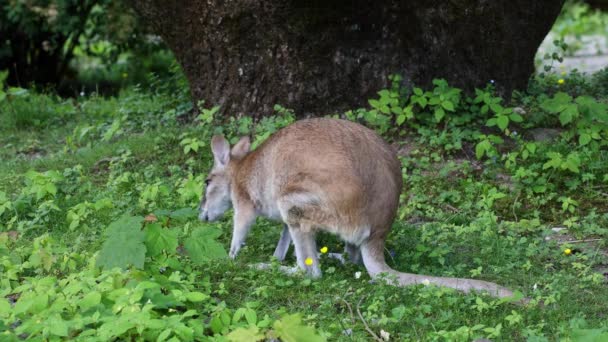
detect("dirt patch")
[545,227,608,281]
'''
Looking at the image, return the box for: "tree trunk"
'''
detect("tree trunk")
[128,0,564,118]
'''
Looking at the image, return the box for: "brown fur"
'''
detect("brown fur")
[200,118,517,299]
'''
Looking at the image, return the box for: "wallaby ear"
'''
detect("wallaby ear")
[211,135,230,167]
[231,136,251,159]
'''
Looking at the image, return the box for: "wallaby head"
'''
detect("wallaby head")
[198,135,251,222]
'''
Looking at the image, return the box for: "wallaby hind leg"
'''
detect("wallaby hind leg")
[345,243,362,265]
[288,225,321,278]
[273,224,292,261]
[322,244,360,265]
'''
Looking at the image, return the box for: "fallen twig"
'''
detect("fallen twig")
[356,297,383,342]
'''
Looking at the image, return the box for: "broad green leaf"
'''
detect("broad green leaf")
[14,293,48,315]
[396,114,406,125]
[184,226,227,264]
[543,152,563,170]
[490,103,503,114]
[559,104,578,126]
[434,107,445,122]
[540,92,572,113]
[157,329,173,342]
[226,326,264,342]
[170,207,199,221]
[441,100,455,112]
[273,314,326,342]
[413,87,423,96]
[417,96,428,108]
[0,298,11,317]
[579,133,592,146]
[390,106,403,115]
[47,315,69,337]
[497,115,509,131]
[475,140,492,159]
[509,113,523,123]
[97,216,146,269]
[571,328,608,342]
[184,291,209,302]
[79,291,101,311]
[145,223,178,257]
[227,326,264,342]
[565,153,581,173]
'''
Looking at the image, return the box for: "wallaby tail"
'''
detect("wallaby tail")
[360,239,517,299]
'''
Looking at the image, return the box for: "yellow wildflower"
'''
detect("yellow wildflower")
[320,246,328,254]
[558,79,565,85]
[305,257,313,266]
[564,248,572,256]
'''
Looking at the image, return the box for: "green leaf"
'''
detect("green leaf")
[497,115,509,131]
[413,87,423,96]
[157,329,173,342]
[273,314,326,342]
[169,207,199,222]
[145,223,178,257]
[543,152,563,170]
[184,292,209,302]
[475,140,492,159]
[368,99,380,109]
[48,315,69,337]
[490,103,504,114]
[579,133,592,146]
[565,153,581,173]
[0,298,11,317]
[184,226,227,264]
[79,291,101,311]
[441,100,455,112]
[97,216,146,269]
[417,96,428,108]
[570,328,608,342]
[434,107,445,122]
[509,113,523,123]
[540,92,572,113]
[396,114,406,125]
[227,326,264,342]
[559,104,578,126]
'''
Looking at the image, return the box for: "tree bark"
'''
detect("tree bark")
[128,0,565,118]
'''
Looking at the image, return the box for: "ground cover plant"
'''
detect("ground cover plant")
[1,60,608,341]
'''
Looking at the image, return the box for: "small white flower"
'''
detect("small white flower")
[355,271,362,279]
[490,79,495,84]
[533,283,538,291]
[380,329,390,341]
[421,279,430,286]
[80,91,85,97]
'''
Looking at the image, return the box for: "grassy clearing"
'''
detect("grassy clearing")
[1,70,607,341]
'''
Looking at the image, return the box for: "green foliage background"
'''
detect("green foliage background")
[1,0,608,341]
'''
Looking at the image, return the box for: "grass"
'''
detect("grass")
[1,71,607,340]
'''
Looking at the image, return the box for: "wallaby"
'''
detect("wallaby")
[199,118,515,298]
